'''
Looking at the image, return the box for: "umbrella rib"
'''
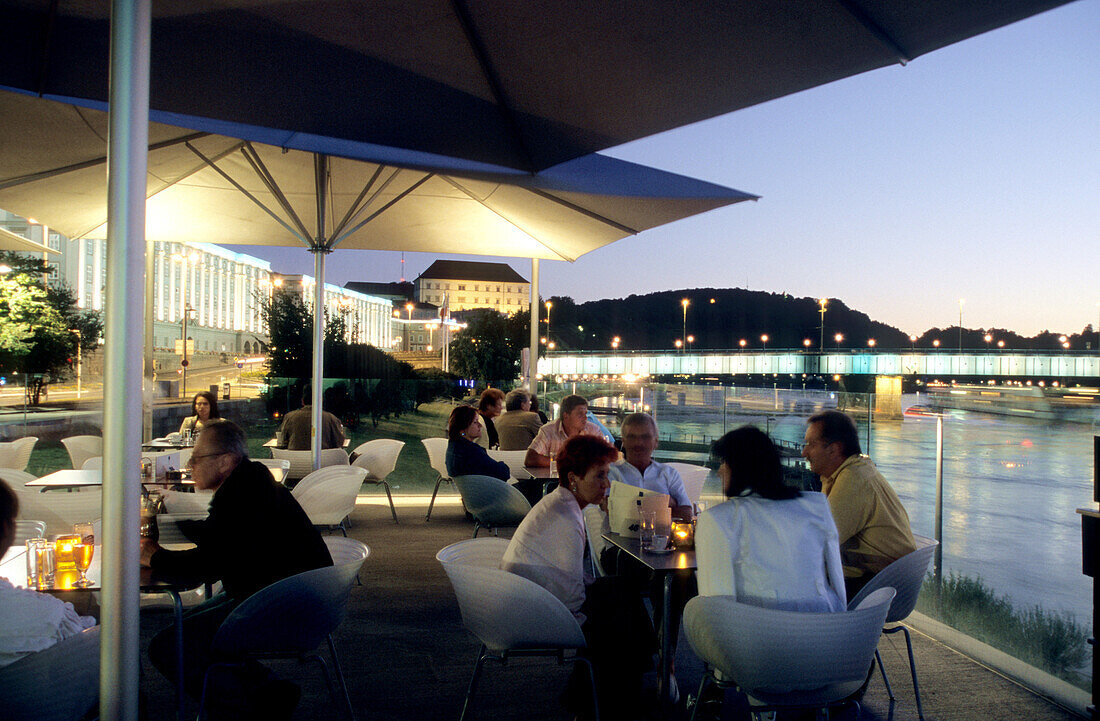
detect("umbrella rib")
[146,141,245,200]
[449,0,537,172]
[832,0,912,64]
[522,186,640,235]
[184,142,309,244]
[239,143,314,242]
[0,132,208,191]
[330,171,433,249]
[331,164,387,239]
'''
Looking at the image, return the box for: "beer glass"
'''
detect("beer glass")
[73,522,94,588]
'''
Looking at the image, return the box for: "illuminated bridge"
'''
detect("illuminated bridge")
[538,350,1100,381]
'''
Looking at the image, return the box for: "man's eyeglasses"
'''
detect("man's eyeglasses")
[187,451,225,467]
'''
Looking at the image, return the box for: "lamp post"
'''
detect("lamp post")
[760,334,769,351]
[867,338,876,348]
[687,334,694,352]
[909,334,917,350]
[171,252,200,399]
[681,298,689,353]
[739,339,746,351]
[803,338,812,350]
[545,300,552,348]
[611,336,620,350]
[818,298,828,350]
[834,332,843,350]
[405,301,414,320]
[958,298,964,351]
[674,339,683,350]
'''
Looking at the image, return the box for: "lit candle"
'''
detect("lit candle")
[54,534,80,570]
[672,521,694,549]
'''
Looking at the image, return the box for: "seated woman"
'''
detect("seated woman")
[695,426,846,611]
[179,390,221,435]
[444,405,510,481]
[502,435,654,721]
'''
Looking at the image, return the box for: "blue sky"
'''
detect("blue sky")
[237,2,1099,337]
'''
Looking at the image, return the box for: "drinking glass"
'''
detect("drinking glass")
[639,510,656,550]
[72,522,94,588]
[652,519,672,552]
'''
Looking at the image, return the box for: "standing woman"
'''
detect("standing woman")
[444,405,510,481]
[179,390,221,435]
[695,425,846,611]
[502,434,655,721]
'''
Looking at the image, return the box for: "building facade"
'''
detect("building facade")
[274,274,394,349]
[414,259,530,313]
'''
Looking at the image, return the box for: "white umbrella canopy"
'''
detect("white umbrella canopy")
[0,0,1072,173]
[0,91,756,261]
[0,225,57,254]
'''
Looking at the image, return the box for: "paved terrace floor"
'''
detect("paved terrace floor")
[136,495,1085,721]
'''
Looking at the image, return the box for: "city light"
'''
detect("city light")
[739,339,746,350]
[933,339,941,347]
[803,338,811,348]
[674,339,683,349]
[681,298,690,353]
[834,332,843,349]
[818,298,828,349]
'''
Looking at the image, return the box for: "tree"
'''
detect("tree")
[259,291,348,379]
[449,309,529,383]
[0,252,102,403]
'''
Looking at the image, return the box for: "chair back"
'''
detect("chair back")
[13,519,46,545]
[81,456,103,471]
[350,439,405,479]
[0,436,37,471]
[11,486,102,536]
[685,587,894,702]
[293,469,368,527]
[156,513,208,545]
[323,536,371,567]
[0,626,100,721]
[847,534,938,623]
[0,468,36,489]
[161,488,214,514]
[667,462,709,505]
[486,449,529,477]
[421,437,450,479]
[212,562,359,657]
[437,538,586,652]
[258,458,291,473]
[272,447,349,480]
[61,435,102,471]
[452,474,531,530]
[293,465,366,497]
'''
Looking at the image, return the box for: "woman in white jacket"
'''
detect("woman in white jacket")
[695,425,847,612]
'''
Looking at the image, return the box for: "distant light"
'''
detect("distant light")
[933,339,941,347]
[709,298,716,304]
[760,334,769,343]
[867,338,876,347]
[803,339,811,347]
[997,340,1005,348]
[739,339,746,347]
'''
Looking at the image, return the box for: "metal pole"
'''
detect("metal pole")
[529,258,539,389]
[181,295,188,399]
[934,414,944,588]
[310,152,329,473]
[101,1,149,718]
[143,240,154,440]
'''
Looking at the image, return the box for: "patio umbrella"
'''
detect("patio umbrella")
[0,225,57,254]
[0,0,1072,173]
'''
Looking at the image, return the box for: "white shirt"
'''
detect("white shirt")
[0,577,97,668]
[608,458,691,507]
[695,492,846,612]
[501,486,592,623]
[527,419,604,457]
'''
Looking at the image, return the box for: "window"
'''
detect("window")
[473,284,479,291]
[458,296,466,302]
[457,284,465,291]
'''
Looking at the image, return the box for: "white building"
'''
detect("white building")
[273,274,393,348]
[414,259,530,313]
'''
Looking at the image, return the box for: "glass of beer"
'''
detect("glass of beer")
[72,522,94,588]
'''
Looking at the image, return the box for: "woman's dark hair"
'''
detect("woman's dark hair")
[0,478,18,556]
[557,434,618,484]
[191,390,221,420]
[712,426,800,500]
[447,405,479,441]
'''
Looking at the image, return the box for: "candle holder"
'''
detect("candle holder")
[54,534,80,571]
[672,520,695,549]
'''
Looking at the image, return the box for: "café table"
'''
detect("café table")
[24,468,216,489]
[262,437,350,448]
[0,541,202,721]
[602,531,696,709]
[143,438,194,451]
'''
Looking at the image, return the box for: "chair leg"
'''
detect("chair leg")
[426,476,445,521]
[874,648,894,700]
[688,670,713,721]
[382,480,398,523]
[893,625,925,721]
[576,655,600,721]
[327,635,357,721]
[472,522,481,538]
[460,645,490,721]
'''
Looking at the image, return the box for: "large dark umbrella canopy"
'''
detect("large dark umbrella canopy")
[0,0,1073,173]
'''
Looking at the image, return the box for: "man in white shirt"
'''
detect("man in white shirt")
[609,413,692,521]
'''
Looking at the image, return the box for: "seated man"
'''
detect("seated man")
[609,413,692,521]
[141,420,332,717]
[0,479,97,670]
[802,410,916,598]
[524,394,604,468]
[276,385,346,451]
[495,389,543,451]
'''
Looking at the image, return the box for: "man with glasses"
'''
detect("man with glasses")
[802,410,915,598]
[141,420,331,719]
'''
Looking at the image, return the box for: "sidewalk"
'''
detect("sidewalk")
[136,497,1087,720]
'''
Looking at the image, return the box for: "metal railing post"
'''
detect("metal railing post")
[934,414,945,589]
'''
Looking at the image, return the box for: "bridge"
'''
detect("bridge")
[538,349,1100,380]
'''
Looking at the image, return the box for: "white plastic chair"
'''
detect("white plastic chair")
[81,456,103,470]
[13,519,46,545]
[292,467,368,534]
[323,535,371,585]
[10,486,102,537]
[350,439,404,523]
[197,558,366,721]
[257,458,291,483]
[847,534,939,721]
[486,449,529,478]
[272,447,349,481]
[0,626,100,721]
[0,468,36,490]
[684,587,896,721]
[160,488,214,514]
[0,436,37,471]
[452,475,531,538]
[294,465,365,498]
[422,437,452,521]
[437,538,598,721]
[61,435,102,471]
[667,462,709,506]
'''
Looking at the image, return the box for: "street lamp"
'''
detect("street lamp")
[739,339,746,351]
[611,336,620,350]
[170,252,200,398]
[818,298,828,349]
[405,302,414,320]
[867,338,876,348]
[933,339,941,348]
[686,334,694,352]
[909,334,917,350]
[681,298,690,353]
[958,298,965,351]
[803,338,811,349]
[997,339,1005,349]
[834,332,843,350]
[760,334,769,351]
[545,300,553,347]
[674,339,683,350]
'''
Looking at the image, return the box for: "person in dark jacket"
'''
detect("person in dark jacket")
[141,420,332,718]
[445,405,510,481]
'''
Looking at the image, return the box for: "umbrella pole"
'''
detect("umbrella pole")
[101,2,150,720]
[311,248,326,471]
[529,258,539,389]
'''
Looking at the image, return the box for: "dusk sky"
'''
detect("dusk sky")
[234,1,1099,338]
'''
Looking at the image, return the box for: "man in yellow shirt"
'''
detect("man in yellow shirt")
[802,410,916,598]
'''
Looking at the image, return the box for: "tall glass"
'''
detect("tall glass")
[72,522,94,588]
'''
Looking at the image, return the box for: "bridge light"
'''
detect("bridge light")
[867,338,876,347]
[803,338,811,348]
[932,339,941,348]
